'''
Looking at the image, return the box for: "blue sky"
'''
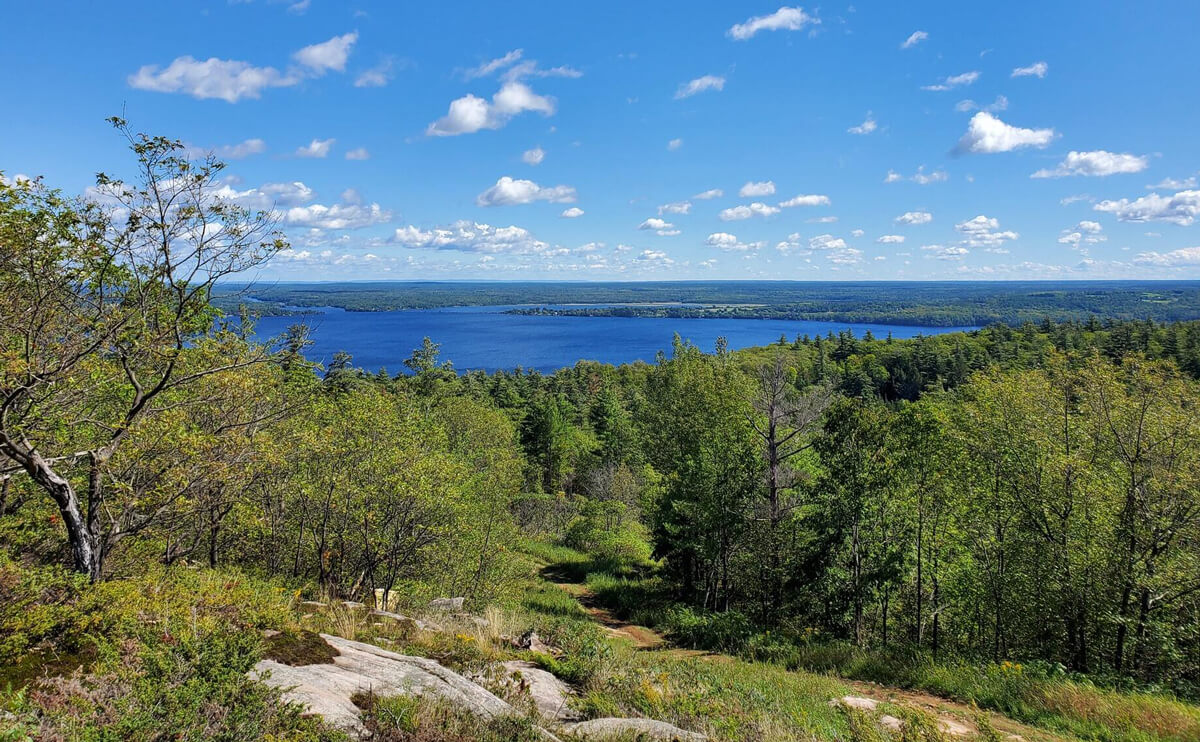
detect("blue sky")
[3,1,1199,280]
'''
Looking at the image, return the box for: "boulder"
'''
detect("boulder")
[561,718,707,741]
[836,695,878,711]
[880,714,903,731]
[497,660,580,722]
[513,629,553,654]
[370,609,441,632]
[429,596,465,611]
[253,634,520,737]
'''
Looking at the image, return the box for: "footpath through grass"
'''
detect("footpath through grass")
[549,545,1200,742]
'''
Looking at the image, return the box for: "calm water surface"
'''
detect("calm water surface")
[251,306,977,373]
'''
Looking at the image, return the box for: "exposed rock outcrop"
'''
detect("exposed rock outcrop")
[561,717,708,741]
[253,634,517,736]
[496,660,580,722]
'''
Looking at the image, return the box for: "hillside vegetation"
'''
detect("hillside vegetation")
[3,125,1200,741]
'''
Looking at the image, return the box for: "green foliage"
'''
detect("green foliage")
[354,693,544,742]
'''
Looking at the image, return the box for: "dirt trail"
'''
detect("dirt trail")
[547,575,1076,741]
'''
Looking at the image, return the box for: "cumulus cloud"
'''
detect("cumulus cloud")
[848,113,877,135]
[658,201,691,215]
[955,215,1019,249]
[1031,150,1148,178]
[561,207,584,218]
[128,57,300,102]
[676,74,725,99]
[293,32,358,74]
[922,71,979,91]
[427,81,556,136]
[1133,246,1200,266]
[1012,61,1048,78]
[887,166,948,185]
[809,234,847,250]
[728,6,819,40]
[344,147,370,160]
[694,188,723,200]
[739,180,776,197]
[1094,190,1200,226]
[638,217,680,236]
[522,146,545,165]
[210,180,316,210]
[285,202,392,230]
[719,202,781,221]
[129,32,358,102]
[779,193,831,207]
[475,176,577,206]
[667,138,684,151]
[877,234,905,244]
[922,244,969,260]
[706,232,764,251]
[295,138,335,158]
[955,112,1055,154]
[392,220,551,254]
[895,211,933,225]
[634,249,675,266]
[901,31,928,49]
[1058,221,1106,251]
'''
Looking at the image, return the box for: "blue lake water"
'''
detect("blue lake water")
[250,306,978,374]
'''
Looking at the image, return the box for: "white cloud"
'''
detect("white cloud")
[955,95,1008,113]
[676,74,726,99]
[634,249,674,265]
[739,180,776,197]
[728,6,819,41]
[292,32,358,75]
[464,49,524,79]
[427,81,556,136]
[186,137,266,159]
[638,217,680,236]
[211,180,315,210]
[901,31,928,49]
[1077,220,1103,234]
[955,215,1019,248]
[706,232,764,251]
[808,215,838,223]
[658,201,691,215]
[128,56,300,102]
[561,207,584,218]
[887,166,949,185]
[355,57,395,88]
[719,202,781,221]
[1147,175,1198,190]
[779,193,831,207]
[848,113,877,135]
[1031,150,1149,178]
[1094,190,1200,226]
[851,229,865,237]
[667,138,684,151]
[922,71,979,91]
[344,147,370,160]
[809,234,846,250]
[295,138,335,158]
[1012,61,1048,79]
[895,211,933,225]
[922,244,969,260]
[693,188,723,200]
[1133,246,1200,266]
[392,220,550,254]
[876,234,905,244]
[475,176,577,206]
[522,146,545,165]
[955,112,1055,154]
[285,202,391,230]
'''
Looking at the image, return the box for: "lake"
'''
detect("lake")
[250,306,978,374]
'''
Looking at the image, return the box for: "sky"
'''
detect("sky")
[2,1,1200,281]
